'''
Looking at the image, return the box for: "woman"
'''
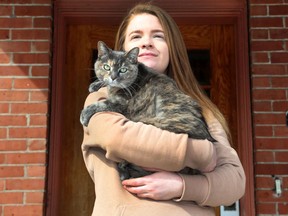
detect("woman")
[82,3,245,215]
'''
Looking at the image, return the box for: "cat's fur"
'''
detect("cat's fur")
[80,41,216,180]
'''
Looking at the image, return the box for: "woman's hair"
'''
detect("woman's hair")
[114,3,231,141]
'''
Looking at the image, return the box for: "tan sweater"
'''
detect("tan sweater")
[81,88,246,216]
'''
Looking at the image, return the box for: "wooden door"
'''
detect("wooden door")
[51,23,236,216]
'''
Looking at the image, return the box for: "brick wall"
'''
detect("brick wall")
[0,0,52,215]
[249,0,288,215]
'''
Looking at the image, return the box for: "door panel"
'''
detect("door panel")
[55,23,236,216]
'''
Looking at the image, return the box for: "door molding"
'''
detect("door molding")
[48,1,254,215]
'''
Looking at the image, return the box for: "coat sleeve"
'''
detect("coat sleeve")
[82,91,216,173]
[177,120,246,206]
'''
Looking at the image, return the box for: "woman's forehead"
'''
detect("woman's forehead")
[126,13,163,33]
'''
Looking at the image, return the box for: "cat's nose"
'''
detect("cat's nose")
[111,74,117,80]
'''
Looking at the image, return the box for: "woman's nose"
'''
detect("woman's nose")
[141,37,153,48]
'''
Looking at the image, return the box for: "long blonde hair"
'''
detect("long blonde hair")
[114,3,231,141]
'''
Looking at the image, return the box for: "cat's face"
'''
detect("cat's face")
[95,41,139,89]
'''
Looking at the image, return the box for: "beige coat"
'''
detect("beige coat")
[81,88,246,216]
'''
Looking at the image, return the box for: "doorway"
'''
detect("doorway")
[47,1,254,215]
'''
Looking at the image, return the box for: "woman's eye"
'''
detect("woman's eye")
[103,64,111,71]
[119,68,127,73]
[131,35,141,40]
[154,34,165,39]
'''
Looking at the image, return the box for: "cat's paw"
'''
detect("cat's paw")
[80,109,88,126]
[88,81,105,93]
[80,106,95,126]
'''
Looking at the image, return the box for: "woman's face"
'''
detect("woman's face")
[123,13,169,74]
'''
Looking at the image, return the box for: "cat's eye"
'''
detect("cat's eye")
[119,68,127,73]
[103,64,111,71]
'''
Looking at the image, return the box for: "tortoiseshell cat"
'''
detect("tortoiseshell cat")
[80,41,216,180]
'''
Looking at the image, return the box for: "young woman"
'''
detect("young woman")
[82,3,245,215]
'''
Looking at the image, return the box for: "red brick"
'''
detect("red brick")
[0,18,32,28]
[0,103,9,113]
[252,77,270,88]
[253,101,272,112]
[0,154,5,164]
[257,190,288,202]
[0,30,10,40]
[256,202,276,214]
[0,78,13,89]
[251,52,269,63]
[11,103,48,114]
[0,192,23,204]
[6,153,46,164]
[255,138,288,149]
[0,66,29,76]
[279,203,288,214]
[0,140,27,151]
[250,0,282,3]
[250,5,267,16]
[253,89,286,100]
[30,91,49,101]
[271,52,288,63]
[255,150,274,162]
[0,128,7,139]
[250,29,269,40]
[275,151,288,162]
[14,78,49,89]
[254,125,273,136]
[270,28,288,39]
[0,180,4,191]
[271,77,288,88]
[12,29,51,40]
[34,18,52,28]
[269,5,288,15]
[274,126,288,137]
[255,164,288,175]
[27,166,46,177]
[0,91,29,101]
[6,179,45,190]
[31,66,50,76]
[273,101,288,111]
[250,17,283,28]
[255,176,274,189]
[32,41,51,52]
[28,140,46,151]
[0,116,27,126]
[4,205,43,216]
[254,113,285,125]
[30,115,48,126]
[0,42,30,53]
[251,41,284,51]
[9,127,47,139]
[13,53,50,64]
[0,53,11,63]
[15,6,52,17]
[0,6,12,16]
[26,192,44,204]
[0,166,24,177]
[252,65,286,75]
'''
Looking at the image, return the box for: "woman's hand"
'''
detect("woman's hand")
[122,171,183,200]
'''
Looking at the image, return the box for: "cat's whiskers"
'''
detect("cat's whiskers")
[120,84,133,98]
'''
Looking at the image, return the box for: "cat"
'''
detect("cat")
[80,41,216,180]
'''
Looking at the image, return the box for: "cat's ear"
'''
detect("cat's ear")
[126,47,139,64]
[97,41,111,57]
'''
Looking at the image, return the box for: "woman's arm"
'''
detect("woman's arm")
[177,120,246,206]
